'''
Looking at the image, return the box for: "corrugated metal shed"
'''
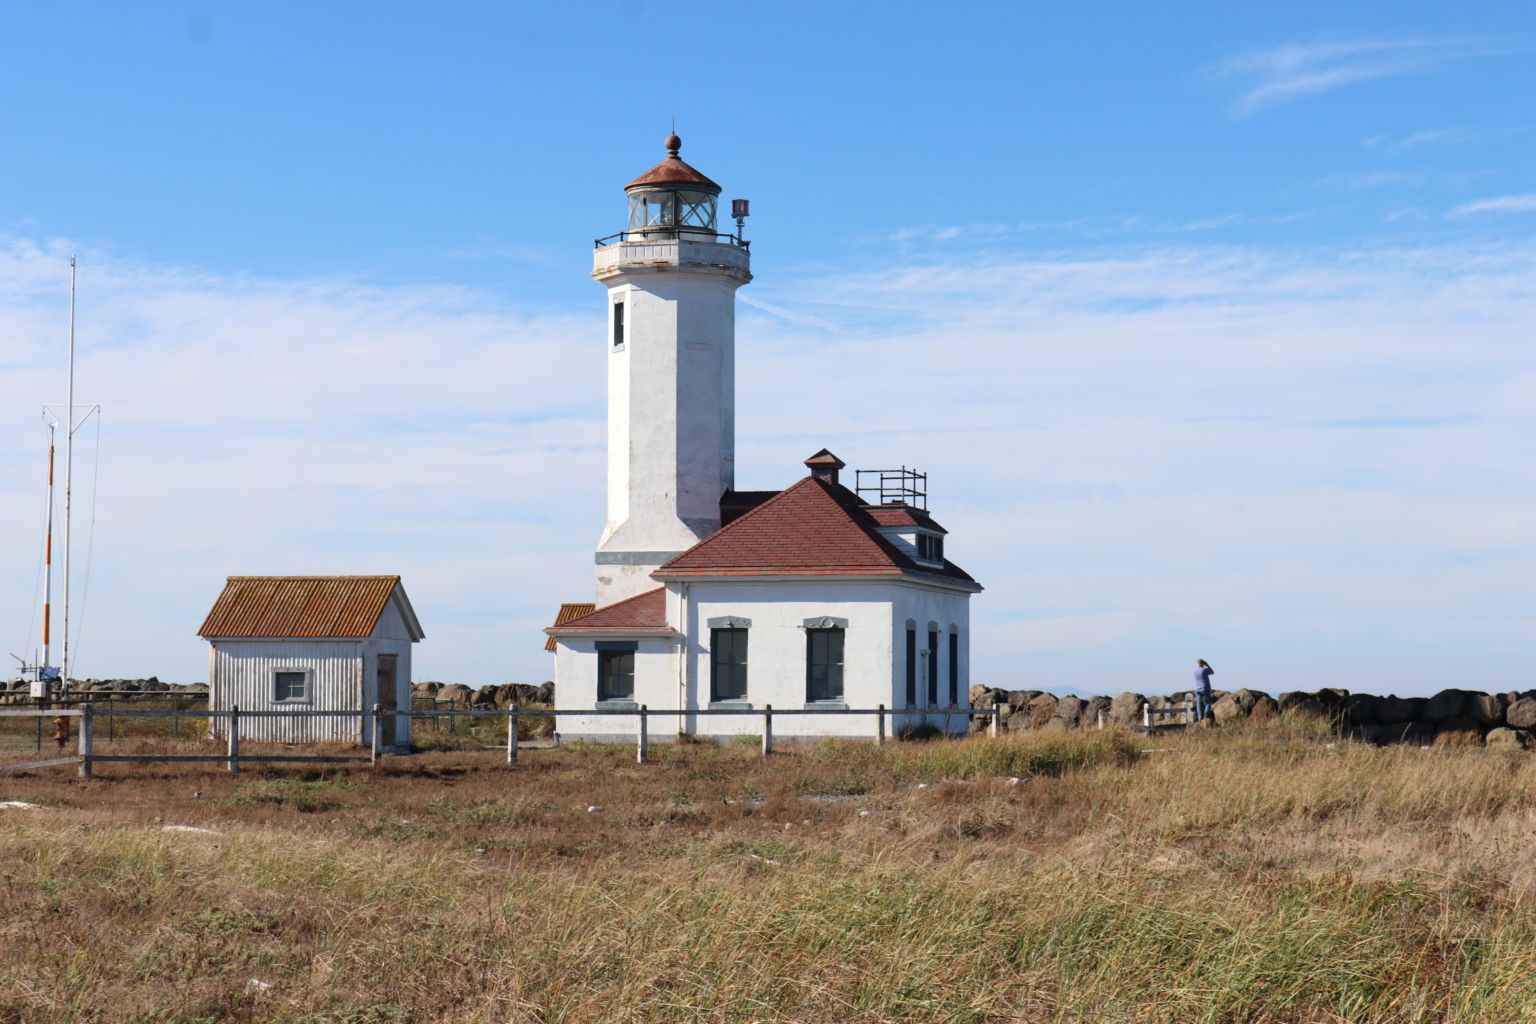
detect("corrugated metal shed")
[199,576,404,639]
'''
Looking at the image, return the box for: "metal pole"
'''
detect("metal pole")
[876,703,886,747]
[506,705,519,764]
[40,424,55,694]
[371,704,380,765]
[78,704,93,778]
[227,704,240,772]
[761,704,773,758]
[636,705,648,765]
[62,256,75,692]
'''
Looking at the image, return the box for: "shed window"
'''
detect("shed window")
[806,627,844,703]
[710,627,748,702]
[274,670,309,703]
[597,646,636,701]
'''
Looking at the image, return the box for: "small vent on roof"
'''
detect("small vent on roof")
[855,467,927,510]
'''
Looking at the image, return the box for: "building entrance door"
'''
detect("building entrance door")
[376,654,399,749]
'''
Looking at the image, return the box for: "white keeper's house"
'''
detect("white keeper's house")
[545,135,981,740]
[199,575,423,751]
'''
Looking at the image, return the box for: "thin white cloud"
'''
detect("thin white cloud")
[1452,193,1536,216]
[1214,38,1505,116]
[4,235,1536,695]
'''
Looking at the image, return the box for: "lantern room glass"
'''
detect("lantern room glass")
[628,189,717,232]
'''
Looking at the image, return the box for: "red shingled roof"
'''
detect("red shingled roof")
[199,575,421,639]
[654,477,978,586]
[546,587,671,636]
[866,504,948,534]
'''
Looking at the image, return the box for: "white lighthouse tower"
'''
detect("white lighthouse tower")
[591,135,752,605]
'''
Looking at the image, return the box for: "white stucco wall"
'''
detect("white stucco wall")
[554,578,974,741]
[592,239,749,606]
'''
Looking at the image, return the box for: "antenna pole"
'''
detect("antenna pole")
[40,423,56,690]
[62,255,76,693]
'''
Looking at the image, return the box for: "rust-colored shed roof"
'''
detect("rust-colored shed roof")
[199,575,421,639]
[545,602,597,651]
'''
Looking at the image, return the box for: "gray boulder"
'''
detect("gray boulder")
[1506,697,1536,730]
[1053,695,1085,729]
[1028,693,1059,727]
[538,681,555,704]
[1213,688,1266,724]
[1084,694,1112,726]
[1377,696,1417,724]
[1344,693,1381,726]
[968,684,993,707]
[1468,692,1507,727]
[1109,692,1145,725]
[1486,727,1533,750]
[1424,689,1470,723]
[436,683,473,707]
[1288,698,1330,718]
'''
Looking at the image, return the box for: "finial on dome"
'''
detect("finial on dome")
[665,132,682,157]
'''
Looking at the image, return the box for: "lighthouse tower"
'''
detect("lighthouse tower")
[591,135,752,605]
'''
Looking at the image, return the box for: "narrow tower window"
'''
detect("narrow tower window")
[948,630,959,708]
[612,301,625,348]
[928,628,940,707]
[905,627,917,707]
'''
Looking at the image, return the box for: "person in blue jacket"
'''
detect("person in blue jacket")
[1193,659,1215,723]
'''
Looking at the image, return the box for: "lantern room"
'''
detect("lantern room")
[624,134,722,236]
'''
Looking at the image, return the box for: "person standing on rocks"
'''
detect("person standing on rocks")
[1193,660,1215,724]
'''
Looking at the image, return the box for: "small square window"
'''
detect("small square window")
[274,670,309,703]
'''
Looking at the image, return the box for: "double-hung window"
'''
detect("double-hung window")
[806,627,845,703]
[597,643,636,702]
[710,628,749,702]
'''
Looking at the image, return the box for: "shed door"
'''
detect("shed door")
[376,654,399,748]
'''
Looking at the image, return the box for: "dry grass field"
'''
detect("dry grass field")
[5,716,1536,1023]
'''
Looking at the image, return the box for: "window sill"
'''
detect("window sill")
[708,700,752,710]
[595,699,638,709]
[805,701,848,710]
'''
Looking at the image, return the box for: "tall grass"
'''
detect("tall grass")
[6,721,1536,1021]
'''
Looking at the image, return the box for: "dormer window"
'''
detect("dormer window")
[916,533,943,564]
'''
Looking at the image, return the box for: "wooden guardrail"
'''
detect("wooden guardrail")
[1,703,1007,775]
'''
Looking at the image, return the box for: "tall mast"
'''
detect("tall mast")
[41,424,56,677]
[62,254,76,689]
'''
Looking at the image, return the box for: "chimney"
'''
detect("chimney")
[804,448,846,486]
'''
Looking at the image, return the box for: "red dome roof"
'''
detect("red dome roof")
[625,134,721,193]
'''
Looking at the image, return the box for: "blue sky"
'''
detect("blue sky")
[2,2,1533,696]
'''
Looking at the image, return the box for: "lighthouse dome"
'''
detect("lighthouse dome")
[624,134,721,234]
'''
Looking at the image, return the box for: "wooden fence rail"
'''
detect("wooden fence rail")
[1,703,1004,773]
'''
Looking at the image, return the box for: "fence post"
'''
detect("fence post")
[876,704,886,747]
[78,705,93,779]
[371,704,381,765]
[227,705,240,773]
[761,704,773,758]
[1142,702,1151,729]
[637,705,649,765]
[506,705,519,764]
[990,701,1003,738]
